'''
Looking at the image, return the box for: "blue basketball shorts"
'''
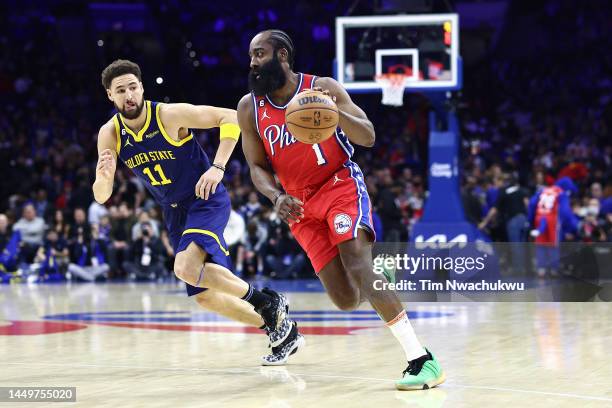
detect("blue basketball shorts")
[162,191,233,296]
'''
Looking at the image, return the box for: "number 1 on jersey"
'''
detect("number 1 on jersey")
[312,144,326,165]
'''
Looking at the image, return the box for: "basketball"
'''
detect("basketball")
[286,90,339,144]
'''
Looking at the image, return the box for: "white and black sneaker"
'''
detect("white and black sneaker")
[262,322,305,366]
[267,316,293,348]
[256,288,289,331]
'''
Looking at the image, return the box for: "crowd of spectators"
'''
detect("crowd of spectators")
[0,1,610,283]
[458,0,612,245]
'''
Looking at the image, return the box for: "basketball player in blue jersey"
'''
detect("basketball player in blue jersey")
[94,59,303,364]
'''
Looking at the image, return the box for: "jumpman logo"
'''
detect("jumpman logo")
[261,108,271,121]
[333,174,343,185]
[124,136,133,148]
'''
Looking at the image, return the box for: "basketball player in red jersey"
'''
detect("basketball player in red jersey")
[237,30,445,390]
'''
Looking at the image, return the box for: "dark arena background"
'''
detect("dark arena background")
[1,1,611,407]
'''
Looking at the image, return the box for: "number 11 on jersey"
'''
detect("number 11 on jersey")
[143,164,172,186]
[312,144,326,165]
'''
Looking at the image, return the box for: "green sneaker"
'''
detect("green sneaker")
[396,348,445,391]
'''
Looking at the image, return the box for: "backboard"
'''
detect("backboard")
[335,14,461,93]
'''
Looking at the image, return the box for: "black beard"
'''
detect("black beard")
[248,54,287,96]
[116,99,145,119]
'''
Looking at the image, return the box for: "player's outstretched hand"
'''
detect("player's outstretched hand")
[96,149,116,181]
[196,167,224,200]
[275,194,305,225]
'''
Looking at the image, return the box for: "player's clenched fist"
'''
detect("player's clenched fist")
[96,149,116,180]
[275,194,305,225]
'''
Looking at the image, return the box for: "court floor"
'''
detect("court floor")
[1,281,611,407]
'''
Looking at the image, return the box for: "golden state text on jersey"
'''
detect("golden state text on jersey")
[113,100,224,205]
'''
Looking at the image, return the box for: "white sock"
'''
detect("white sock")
[387,310,427,362]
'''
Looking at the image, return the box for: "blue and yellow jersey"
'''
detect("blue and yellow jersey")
[113,100,225,206]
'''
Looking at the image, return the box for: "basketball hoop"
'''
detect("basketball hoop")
[375,73,408,107]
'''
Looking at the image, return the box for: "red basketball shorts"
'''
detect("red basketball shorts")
[288,162,375,273]
[534,215,560,246]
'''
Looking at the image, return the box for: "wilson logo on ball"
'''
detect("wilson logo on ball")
[286,90,339,144]
[298,96,333,106]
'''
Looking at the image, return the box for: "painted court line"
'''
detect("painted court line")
[442,383,612,403]
[5,361,612,403]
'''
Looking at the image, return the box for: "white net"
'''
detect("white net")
[375,74,408,107]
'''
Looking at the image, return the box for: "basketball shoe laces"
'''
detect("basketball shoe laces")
[403,351,432,376]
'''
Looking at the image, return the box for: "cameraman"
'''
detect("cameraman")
[122,221,166,281]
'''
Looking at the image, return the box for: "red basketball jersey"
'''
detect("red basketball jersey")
[535,186,561,245]
[251,73,354,195]
[535,186,561,218]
